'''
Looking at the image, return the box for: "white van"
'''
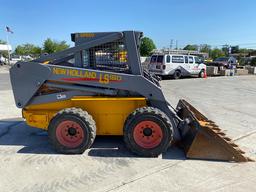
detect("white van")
[148,54,206,79]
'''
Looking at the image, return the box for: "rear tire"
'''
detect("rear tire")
[123,107,173,157]
[173,70,182,79]
[48,107,96,154]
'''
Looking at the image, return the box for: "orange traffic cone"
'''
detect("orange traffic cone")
[203,70,207,78]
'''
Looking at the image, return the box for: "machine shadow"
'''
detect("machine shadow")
[88,136,186,160]
[0,120,186,160]
[0,120,56,154]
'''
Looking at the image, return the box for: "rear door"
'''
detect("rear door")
[149,55,164,72]
[148,55,157,71]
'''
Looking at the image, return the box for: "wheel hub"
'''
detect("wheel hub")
[133,120,163,149]
[68,127,77,136]
[143,128,152,136]
[56,120,84,148]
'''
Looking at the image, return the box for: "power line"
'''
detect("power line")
[175,42,256,49]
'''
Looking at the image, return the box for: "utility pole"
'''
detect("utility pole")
[175,40,178,50]
[170,39,173,50]
[6,32,11,65]
[198,44,201,52]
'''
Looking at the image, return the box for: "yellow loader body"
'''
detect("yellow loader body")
[23,97,146,135]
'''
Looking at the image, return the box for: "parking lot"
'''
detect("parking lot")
[0,67,256,192]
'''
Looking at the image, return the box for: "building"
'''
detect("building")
[0,44,12,64]
[0,44,12,52]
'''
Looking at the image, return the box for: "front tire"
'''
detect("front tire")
[123,107,173,157]
[48,107,96,154]
[199,70,205,78]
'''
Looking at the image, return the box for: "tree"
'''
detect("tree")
[0,40,7,44]
[15,44,42,56]
[231,46,239,54]
[200,44,211,53]
[183,44,198,51]
[43,38,69,54]
[140,37,156,56]
[250,57,256,66]
[239,48,251,55]
[210,48,225,60]
[221,44,229,56]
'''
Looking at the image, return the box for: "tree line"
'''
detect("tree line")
[0,38,69,58]
[140,38,255,60]
[14,38,69,56]
[183,44,254,60]
[0,36,255,61]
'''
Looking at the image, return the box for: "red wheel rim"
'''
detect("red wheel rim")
[56,120,84,148]
[133,120,163,149]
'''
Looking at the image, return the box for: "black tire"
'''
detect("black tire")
[199,70,205,78]
[123,107,173,157]
[173,70,182,79]
[48,107,96,154]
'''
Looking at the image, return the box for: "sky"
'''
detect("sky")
[1,0,256,50]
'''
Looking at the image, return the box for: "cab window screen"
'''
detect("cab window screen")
[82,50,89,67]
[172,56,184,63]
[81,39,129,73]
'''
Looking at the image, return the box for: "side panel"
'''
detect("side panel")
[10,61,52,108]
[47,65,166,103]
[23,97,147,135]
[166,64,191,77]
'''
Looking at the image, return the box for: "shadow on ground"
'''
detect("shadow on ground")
[0,118,186,160]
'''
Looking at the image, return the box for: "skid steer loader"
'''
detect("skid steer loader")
[10,31,251,162]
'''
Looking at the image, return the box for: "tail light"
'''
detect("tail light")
[162,65,166,70]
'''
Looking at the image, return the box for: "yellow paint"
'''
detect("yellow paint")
[79,33,95,38]
[42,61,50,64]
[114,51,127,63]
[52,67,122,84]
[23,97,147,135]
[198,120,207,126]
[99,73,122,84]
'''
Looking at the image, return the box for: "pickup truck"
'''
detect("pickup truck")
[208,56,237,69]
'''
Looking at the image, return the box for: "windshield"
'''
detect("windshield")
[195,57,201,64]
[215,57,229,62]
